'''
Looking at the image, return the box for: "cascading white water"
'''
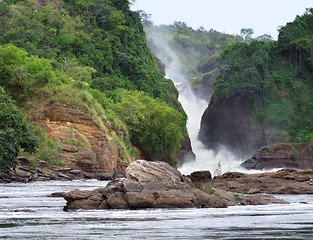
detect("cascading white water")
[177,86,244,175]
[159,43,244,175]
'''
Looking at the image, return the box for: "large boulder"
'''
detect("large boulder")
[241,143,313,170]
[63,160,228,210]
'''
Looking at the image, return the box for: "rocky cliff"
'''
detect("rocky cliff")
[198,95,289,158]
[33,101,126,176]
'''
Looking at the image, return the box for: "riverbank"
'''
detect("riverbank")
[0,157,121,183]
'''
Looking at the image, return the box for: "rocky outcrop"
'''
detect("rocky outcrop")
[241,143,313,170]
[34,103,126,176]
[176,137,196,166]
[193,168,313,195]
[198,95,289,159]
[63,160,229,210]
[63,160,286,210]
[191,69,219,102]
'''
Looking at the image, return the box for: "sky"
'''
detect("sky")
[131,0,312,39]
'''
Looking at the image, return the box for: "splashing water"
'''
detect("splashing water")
[177,87,245,176]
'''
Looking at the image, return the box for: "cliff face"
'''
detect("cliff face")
[34,102,126,175]
[198,95,289,158]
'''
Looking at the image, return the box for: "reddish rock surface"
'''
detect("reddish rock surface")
[34,103,126,175]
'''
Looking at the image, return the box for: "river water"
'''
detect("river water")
[1,180,313,240]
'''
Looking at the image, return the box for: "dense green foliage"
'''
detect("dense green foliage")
[214,9,313,143]
[0,0,179,107]
[111,90,185,165]
[0,0,188,166]
[0,87,38,174]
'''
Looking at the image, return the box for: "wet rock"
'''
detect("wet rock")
[189,171,212,182]
[63,160,287,211]
[198,95,289,159]
[195,168,313,195]
[13,209,34,213]
[51,192,66,198]
[63,160,228,210]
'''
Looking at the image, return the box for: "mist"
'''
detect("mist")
[145,30,247,176]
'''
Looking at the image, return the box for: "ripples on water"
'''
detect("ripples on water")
[0,180,313,240]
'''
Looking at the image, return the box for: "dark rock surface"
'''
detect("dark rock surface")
[198,95,289,159]
[241,143,313,170]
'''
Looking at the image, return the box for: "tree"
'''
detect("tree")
[0,87,38,174]
[240,28,254,42]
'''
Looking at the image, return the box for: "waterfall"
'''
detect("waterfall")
[177,87,243,175]
[145,31,255,176]
[162,58,243,176]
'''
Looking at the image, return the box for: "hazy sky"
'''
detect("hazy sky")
[131,0,312,39]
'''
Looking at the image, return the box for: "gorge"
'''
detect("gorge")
[1,0,313,239]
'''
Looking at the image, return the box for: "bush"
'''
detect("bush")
[0,87,38,174]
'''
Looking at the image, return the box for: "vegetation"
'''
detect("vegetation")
[0,87,38,174]
[0,0,188,169]
[214,8,313,144]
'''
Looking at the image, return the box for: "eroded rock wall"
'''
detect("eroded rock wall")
[34,103,125,175]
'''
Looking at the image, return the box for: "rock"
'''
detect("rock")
[69,169,82,175]
[63,160,228,210]
[107,192,130,209]
[15,169,32,178]
[34,103,125,175]
[198,95,289,159]
[241,143,313,170]
[63,160,285,211]
[51,192,66,198]
[189,171,212,182]
[13,209,34,213]
[176,137,196,166]
[194,168,313,195]
[63,189,94,201]
[62,144,78,153]
[125,160,184,184]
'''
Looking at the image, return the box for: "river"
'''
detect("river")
[1,180,313,239]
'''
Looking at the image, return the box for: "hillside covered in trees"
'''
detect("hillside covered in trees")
[199,8,313,157]
[0,0,189,174]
